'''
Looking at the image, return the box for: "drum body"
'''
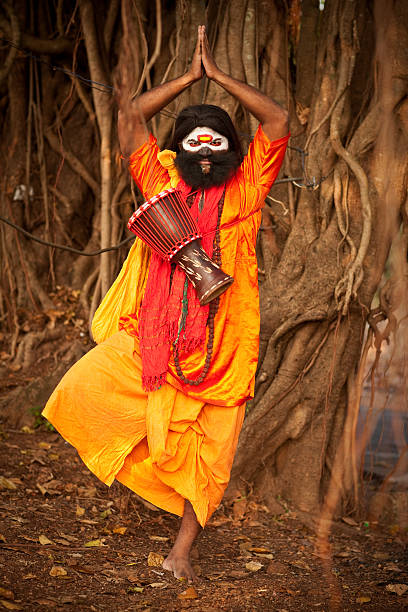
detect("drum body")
[127,188,234,305]
[127,188,201,261]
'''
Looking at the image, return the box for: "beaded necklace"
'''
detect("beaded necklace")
[172,186,225,386]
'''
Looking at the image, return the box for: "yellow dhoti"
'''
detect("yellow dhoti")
[43,331,245,527]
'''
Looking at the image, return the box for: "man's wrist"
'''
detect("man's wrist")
[208,69,228,86]
[182,71,201,87]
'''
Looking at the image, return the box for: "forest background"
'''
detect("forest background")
[0,0,407,535]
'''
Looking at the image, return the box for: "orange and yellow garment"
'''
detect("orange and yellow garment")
[94,125,289,405]
[43,126,288,527]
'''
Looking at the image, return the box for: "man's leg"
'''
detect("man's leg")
[162,500,201,582]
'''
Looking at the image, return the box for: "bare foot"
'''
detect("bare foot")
[162,552,197,582]
[162,500,201,582]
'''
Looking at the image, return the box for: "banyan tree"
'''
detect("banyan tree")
[0,0,407,520]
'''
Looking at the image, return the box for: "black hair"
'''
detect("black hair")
[169,104,242,161]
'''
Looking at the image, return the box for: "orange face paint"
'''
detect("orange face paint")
[182,127,229,152]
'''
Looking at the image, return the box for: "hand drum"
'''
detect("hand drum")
[127,188,233,305]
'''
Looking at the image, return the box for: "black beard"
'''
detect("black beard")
[174,150,241,189]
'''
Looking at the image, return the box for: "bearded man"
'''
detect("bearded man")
[43,26,289,582]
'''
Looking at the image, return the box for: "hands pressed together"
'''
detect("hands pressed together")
[187,25,221,83]
[117,24,288,155]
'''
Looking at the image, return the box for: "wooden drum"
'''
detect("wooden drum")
[127,188,233,305]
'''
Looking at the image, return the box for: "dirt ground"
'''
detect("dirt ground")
[0,291,407,611]
[0,424,407,612]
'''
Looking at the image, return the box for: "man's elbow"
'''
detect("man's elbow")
[263,108,289,141]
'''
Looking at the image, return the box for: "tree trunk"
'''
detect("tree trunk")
[80,0,113,298]
[228,0,408,515]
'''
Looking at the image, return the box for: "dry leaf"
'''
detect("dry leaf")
[22,574,36,580]
[0,535,5,543]
[84,539,104,547]
[76,565,94,575]
[149,582,168,588]
[0,477,17,490]
[125,571,140,583]
[207,572,225,581]
[33,599,57,607]
[342,517,358,526]
[53,538,70,546]
[99,508,111,519]
[149,535,169,542]
[128,586,144,593]
[147,552,164,567]
[76,506,85,517]
[113,526,127,535]
[385,584,408,596]
[373,552,390,560]
[39,534,54,545]
[59,533,77,542]
[10,517,27,524]
[228,570,249,579]
[36,483,48,495]
[356,595,371,604]
[239,541,253,557]
[21,426,35,434]
[0,601,23,610]
[59,596,75,605]
[208,515,232,527]
[38,442,51,450]
[250,547,271,553]
[384,563,401,572]
[178,586,198,600]
[49,566,67,577]
[44,309,64,327]
[291,560,312,571]
[77,486,97,497]
[0,589,13,601]
[245,561,263,572]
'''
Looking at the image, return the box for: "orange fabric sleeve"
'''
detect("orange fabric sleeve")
[128,134,170,199]
[239,125,289,214]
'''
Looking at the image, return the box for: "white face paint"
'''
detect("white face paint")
[181,126,229,153]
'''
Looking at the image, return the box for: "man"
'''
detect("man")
[43,26,289,582]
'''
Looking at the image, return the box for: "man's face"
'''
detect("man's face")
[175,126,240,189]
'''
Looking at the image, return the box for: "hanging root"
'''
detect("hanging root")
[329,10,372,315]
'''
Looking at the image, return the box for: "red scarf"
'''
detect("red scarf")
[138,179,224,391]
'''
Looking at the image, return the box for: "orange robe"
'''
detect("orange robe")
[43,126,288,527]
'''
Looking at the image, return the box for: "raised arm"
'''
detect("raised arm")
[200,26,289,141]
[117,33,203,157]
